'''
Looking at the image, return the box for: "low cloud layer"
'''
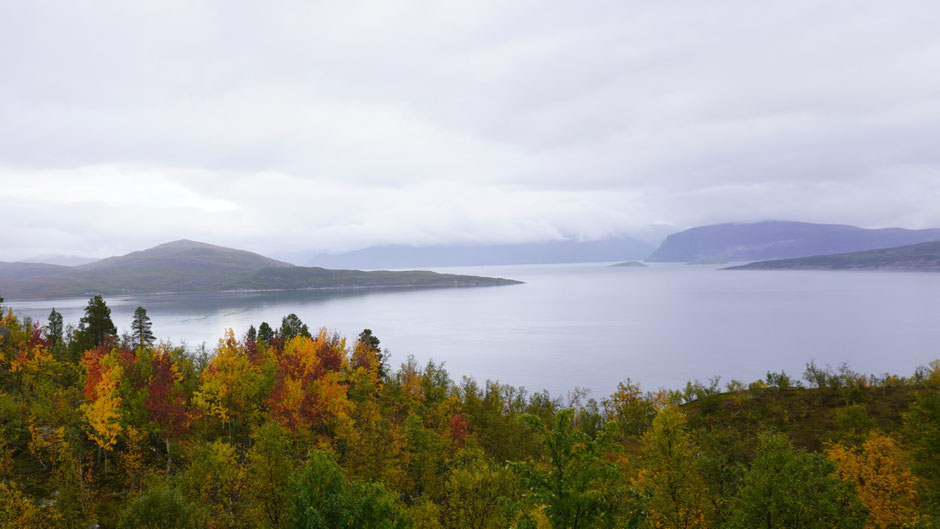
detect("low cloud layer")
[2,1,939,261]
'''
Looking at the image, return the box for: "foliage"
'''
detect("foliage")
[826,433,920,529]
[0,305,936,529]
[291,450,412,529]
[727,432,866,529]
[131,306,155,350]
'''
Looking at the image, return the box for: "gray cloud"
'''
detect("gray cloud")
[1,0,939,260]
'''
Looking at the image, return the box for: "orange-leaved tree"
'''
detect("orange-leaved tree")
[826,433,920,529]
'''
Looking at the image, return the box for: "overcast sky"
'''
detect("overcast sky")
[2,0,939,261]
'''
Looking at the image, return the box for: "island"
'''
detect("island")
[610,261,648,268]
[725,240,940,271]
[0,240,521,300]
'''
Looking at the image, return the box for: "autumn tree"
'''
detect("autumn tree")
[80,346,128,470]
[131,306,154,349]
[636,406,711,529]
[77,295,117,348]
[826,433,919,529]
[267,331,351,441]
[144,348,189,474]
[727,432,865,529]
[192,329,266,439]
[441,447,519,529]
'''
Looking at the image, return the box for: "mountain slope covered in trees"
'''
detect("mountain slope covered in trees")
[0,240,520,300]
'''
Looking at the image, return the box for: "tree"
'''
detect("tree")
[145,349,189,475]
[258,322,274,344]
[290,450,411,529]
[513,409,625,529]
[245,325,257,344]
[117,483,199,529]
[279,313,310,341]
[78,295,117,347]
[131,306,154,350]
[636,406,711,529]
[354,329,386,378]
[826,434,919,529]
[45,308,63,346]
[727,432,865,529]
[903,382,940,519]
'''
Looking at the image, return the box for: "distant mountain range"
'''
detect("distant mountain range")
[304,236,653,269]
[0,240,520,300]
[726,241,940,271]
[646,221,940,262]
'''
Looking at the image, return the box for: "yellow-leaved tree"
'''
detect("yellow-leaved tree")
[826,433,920,529]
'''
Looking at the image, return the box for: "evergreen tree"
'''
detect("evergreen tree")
[46,307,64,345]
[245,325,257,344]
[78,295,117,347]
[280,313,310,341]
[258,322,274,344]
[131,306,154,349]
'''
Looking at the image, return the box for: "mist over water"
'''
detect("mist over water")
[8,263,940,397]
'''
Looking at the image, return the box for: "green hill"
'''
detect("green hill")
[0,240,521,300]
[726,240,940,271]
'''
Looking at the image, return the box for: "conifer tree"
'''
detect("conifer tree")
[46,307,64,345]
[131,306,154,349]
[258,322,274,344]
[78,295,117,347]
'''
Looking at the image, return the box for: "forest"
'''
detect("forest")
[0,295,937,528]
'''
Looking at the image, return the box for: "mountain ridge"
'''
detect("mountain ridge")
[647,221,940,262]
[304,236,653,269]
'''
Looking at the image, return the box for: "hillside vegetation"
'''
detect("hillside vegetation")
[0,298,937,528]
[726,240,940,271]
[0,240,520,300]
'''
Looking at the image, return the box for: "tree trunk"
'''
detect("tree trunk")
[165,437,172,476]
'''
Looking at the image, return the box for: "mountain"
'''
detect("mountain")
[646,221,940,262]
[77,240,293,272]
[0,262,74,281]
[0,240,520,300]
[304,236,653,269]
[725,241,940,271]
[22,254,98,266]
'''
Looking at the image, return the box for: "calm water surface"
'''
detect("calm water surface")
[8,263,940,397]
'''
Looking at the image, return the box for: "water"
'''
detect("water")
[7,262,940,398]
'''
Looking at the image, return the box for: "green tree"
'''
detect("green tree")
[513,409,624,529]
[46,308,64,345]
[904,382,940,519]
[131,306,154,349]
[77,295,117,347]
[290,450,411,529]
[727,432,865,529]
[117,483,200,529]
[279,313,310,341]
[246,325,257,344]
[258,322,274,344]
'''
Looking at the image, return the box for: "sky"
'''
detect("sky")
[2,0,939,262]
